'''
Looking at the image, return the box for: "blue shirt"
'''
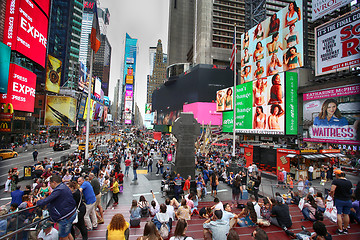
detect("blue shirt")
[313,116,348,127]
[11,190,24,206]
[81,181,96,205]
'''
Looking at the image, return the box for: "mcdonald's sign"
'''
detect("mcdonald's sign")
[0,103,14,120]
[0,121,11,132]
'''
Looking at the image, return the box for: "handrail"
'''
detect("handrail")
[0,216,50,240]
[0,205,38,220]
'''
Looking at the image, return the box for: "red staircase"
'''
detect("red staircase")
[86,201,360,240]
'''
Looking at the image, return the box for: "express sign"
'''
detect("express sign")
[33,0,50,16]
[3,0,49,67]
[0,63,36,112]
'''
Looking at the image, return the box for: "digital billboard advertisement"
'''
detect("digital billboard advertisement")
[3,0,49,67]
[0,63,36,112]
[240,0,304,83]
[303,84,360,145]
[44,96,77,127]
[235,72,298,135]
[145,103,152,114]
[216,87,234,112]
[33,0,50,16]
[312,0,353,21]
[0,42,11,94]
[315,9,360,76]
[45,55,61,93]
[78,62,88,92]
[124,84,133,124]
[77,95,86,119]
[222,111,234,133]
[94,77,102,99]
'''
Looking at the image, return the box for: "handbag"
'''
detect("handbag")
[298,198,305,210]
[324,196,337,222]
[72,191,82,224]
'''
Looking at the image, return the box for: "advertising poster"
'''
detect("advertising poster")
[3,0,49,67]
[78,62,88,91]
[222,111,234,133]
[240,0,303,83]
[235,72,288,135]
[77,95,86,119]
[45,96,77,126]
[315,9,360,76]
[124,112,132,124]
[45,55,61,93]
[0,63,36,112]
[94,77,101,98]
[312,0,353,21]
[83,98,94,120]
[0,42,11,94]
[285,72,298,135]
[33,0,51,16]
[303,84,360,145]
[103,106,108,122]
[216,87,234,112]
[156,110,181,126]
[145,103,152,114]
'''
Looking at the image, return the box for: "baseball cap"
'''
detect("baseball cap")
[334,169,342,175]
[41,221,53,229]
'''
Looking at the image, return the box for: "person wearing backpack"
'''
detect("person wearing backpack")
[170,219,194,240]
[138,195,150,217]
[148,156,153,173]
[153,204,171,239]
[133,160,139,181]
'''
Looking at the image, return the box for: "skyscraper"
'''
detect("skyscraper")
[147,40,167,103]
[47,0,84,88]
[121,33,138,125]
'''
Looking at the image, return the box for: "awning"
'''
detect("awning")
[286,154,297,158]
[325,153,346,157]
[302,154,326,159]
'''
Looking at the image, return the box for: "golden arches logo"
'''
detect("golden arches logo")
[0,103,14,114]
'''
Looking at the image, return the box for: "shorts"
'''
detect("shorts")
[95,193,102,207]
[58,211,77,238]
[334,199,352,215]
[212,185,218,191]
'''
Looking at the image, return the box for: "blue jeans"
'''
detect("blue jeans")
[301,208,315,221]
[133,169,138,180]
[125,166,130,176]
[58,211,77,238]
[160,166,164,174]
[148,164,152,173]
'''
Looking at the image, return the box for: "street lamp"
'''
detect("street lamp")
[38,110,44,142]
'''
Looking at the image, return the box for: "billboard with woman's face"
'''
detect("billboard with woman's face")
[216,87,233,112]
[240,0,304,84]
[303,84,360,145]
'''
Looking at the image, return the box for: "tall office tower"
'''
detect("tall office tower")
[147,40,167,103]
[79,0,97,65]
[120,33,138,125]
[149,47,157,76]
[48,0,84,88]
[168,0,245,66]
[167,0,195,65]
[97,7,110,35]
[112,79,120,122]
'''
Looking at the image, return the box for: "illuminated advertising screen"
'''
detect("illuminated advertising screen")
[125,89,133,101]
[0,42,11,94]
[235,72,298,135]
[45,96,77,126]
[315,9,360,76]
[126,75,134,84]
[240,0,303,84]
[145,103,152,114]
[216,87,233,112]
[77,95,86,119]
[126,84,133,91]
[3,0,49,67]
[0,63,36,112]
[45,55,61,93]
[222,111,234,133]
[78,62,88,91]
[124,112,132,124]
[94,77,101,99]
[33,0,50,16]
[303,84,360,145]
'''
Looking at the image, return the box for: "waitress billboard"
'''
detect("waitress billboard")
[303,84,360,145]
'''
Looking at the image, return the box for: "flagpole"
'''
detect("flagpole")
[85,49,94,166]
[232,24,236,158]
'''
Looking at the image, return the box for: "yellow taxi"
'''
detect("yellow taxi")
[78,141,94,151]
[0,149,18,161]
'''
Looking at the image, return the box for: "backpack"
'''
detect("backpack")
[314,209,324,221]
[159,222,169,239]
[247,180,255,191]
[141,207,149,217]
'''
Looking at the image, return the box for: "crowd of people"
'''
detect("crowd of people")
[1,129,359,240]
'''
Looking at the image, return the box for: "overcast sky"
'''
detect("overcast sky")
[100,0,169,120]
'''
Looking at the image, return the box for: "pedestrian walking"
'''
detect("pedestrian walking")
[147,155,153,173]
[32,149,38,162]
[133,160,139,181]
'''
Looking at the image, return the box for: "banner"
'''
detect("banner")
[145,103,152,114]
[303,84,360,145]
[45,55,61,93]
[285,72,298,135]
[222,111,234,133]
[45,96,77,126]
[3,0,49,67]
[0,42,11,94]
[77,95,86,119]
[216,87,234,112]
[240,0,304,83]
[0,64,36,112]
[315,9,360,76]
[312,0,353,21]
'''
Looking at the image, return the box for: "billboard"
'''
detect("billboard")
[222,111,234,133]
[183,102,222,125]
[303,84,360,145]
[312,0,353,21]
[315,9,360,76]
[44,96,77,126]
[45,55,61,93]
[3,0,49,67]
[216,87,234,112]
[94,77,101,99]
[0,63,36,112]
[235,72,298,135]
[77,95,86,119]
[240,0,304,83]
[33,0,50,16]
[145,103,152,114]
[0,42,11,94]
[78,62,88,91]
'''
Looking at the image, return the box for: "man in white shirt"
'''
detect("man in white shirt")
[37,221,59,240]
[250,195,261,220]
[248,165,254,175]
[212,197,224,212]
[308,165,314,181]
[222,203,239,228]
[165,198,175,221]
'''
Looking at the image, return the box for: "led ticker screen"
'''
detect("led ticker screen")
[240,0,303,84]
[3,0,49,67]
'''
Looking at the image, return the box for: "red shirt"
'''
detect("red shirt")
[278,171,284,182]
[125,159,131,167]
[183,179,191,191]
